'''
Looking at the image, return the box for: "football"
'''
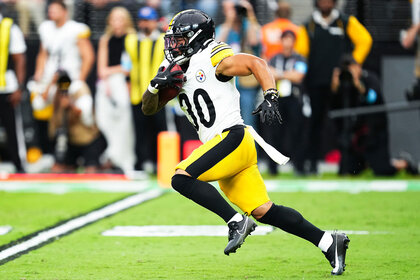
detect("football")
[158,64,184,103]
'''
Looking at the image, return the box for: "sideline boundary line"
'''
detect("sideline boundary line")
[0,188,165,265]
[1,179,420,193]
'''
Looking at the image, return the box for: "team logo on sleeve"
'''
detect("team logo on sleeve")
[196,70,206,83]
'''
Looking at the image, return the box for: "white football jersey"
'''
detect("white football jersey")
[165,40,244,143]
[39,20,90,83]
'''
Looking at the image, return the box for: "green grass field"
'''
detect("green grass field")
[1,181,420,279]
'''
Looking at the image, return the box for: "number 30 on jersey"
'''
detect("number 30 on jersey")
[179,89,216,131]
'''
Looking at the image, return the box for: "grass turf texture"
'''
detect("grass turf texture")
[1,191,419,279]
[0,192,131,245]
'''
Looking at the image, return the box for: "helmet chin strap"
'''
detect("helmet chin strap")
[173,55,189,65]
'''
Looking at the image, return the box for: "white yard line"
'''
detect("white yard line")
[101,225,392,237]
[0,181,153,194]
[0,226,12,236]
[1,179,418,193]
[0,188,164,264]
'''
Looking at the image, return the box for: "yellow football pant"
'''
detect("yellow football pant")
[176,126,270,215]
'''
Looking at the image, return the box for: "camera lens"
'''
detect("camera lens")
[234,4,247,16]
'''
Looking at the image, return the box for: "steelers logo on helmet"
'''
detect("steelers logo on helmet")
[164,9,215,64]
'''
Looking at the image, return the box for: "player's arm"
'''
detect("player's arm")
[216,53,282,125]
[9,52,26,107]
[270,66,305,84]
[270,59,307,84]
[346,16,372,64]
[142,63,183,115]
[216,53,276,91]
[77,37,95,81]
[401,23,420,49]
[34,44,47,82]
[142,89,163,115]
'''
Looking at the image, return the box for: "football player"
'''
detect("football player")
[142,9,349,275]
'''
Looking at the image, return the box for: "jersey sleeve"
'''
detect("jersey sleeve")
[38,21,49,45]
[210,42,234,67]
[294,25,310,58]
[76,23,91,39]
[346,16,372,64]
[9,24,26,54]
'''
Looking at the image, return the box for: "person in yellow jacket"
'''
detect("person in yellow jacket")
[293,0,372,175]
[0,8,26,172]
[124,6,167,172]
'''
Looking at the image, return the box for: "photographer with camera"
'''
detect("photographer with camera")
[331,55,417,176]
[48,71,106,173]
[216,0,261,127]
[295,0,372,174]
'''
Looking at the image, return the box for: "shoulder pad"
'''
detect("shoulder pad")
[210,42,234,67]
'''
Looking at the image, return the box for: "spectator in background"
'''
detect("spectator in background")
[0,6,26,172]
[124,6,166,172]
[401,21,420,101]
[15,0,46,38]
[49,71,105,173]
[74,0,140,40]
[401,22,420,72]
[95,6,136,173]
[331,55,418,176]
[31,0,94,156]
[35,0,94,85]
[216,0,261,128]
[261,1,299,61]
[295,0,372,174]
[267,30,308,175]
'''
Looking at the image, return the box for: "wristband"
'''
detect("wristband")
[263,88,279,97]
[148,83,159,94]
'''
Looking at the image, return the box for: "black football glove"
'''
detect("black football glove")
[150,62,184,92]
[252,88,283,125]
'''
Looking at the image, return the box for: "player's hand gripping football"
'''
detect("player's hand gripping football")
[252,88,283,125]
[149,62,184,93]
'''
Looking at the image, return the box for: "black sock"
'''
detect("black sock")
[171,174,237,223]
[258,203,324,246]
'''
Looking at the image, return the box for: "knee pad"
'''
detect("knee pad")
[171,174,195,196]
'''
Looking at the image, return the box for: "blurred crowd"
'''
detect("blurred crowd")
[0,0,418,176]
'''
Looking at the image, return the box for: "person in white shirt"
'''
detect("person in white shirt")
[31,0,94,158]
[34,0,94,85]
[0,9,26,172]
[95,7,136,173]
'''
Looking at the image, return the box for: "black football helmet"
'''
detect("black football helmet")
[164,9,215,64]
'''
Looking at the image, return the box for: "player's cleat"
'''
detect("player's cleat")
[323,231,350,275]
[224,215,257,255]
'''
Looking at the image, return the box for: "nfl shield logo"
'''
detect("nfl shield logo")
[196,70,206,83]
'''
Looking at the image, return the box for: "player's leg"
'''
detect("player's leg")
[171,126,249,223]
[0,95,23,171]
[218,125,349,273]
[172,169,237,223]
[252,196,349,275]
[218,164,267,255]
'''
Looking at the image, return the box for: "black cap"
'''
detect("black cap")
[281,29,296,39]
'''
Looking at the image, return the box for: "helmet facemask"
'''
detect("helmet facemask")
[164,33,190,64]
[164,10,214,65]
